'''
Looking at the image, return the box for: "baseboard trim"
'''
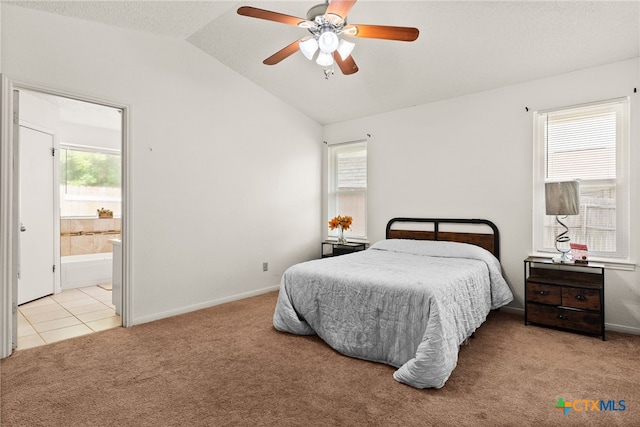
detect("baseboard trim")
[498,306,523,315]
[132,284,280,326]
[131,289,640,337]
[605,323,640,336]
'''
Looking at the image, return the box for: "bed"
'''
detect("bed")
[273,218,514,389]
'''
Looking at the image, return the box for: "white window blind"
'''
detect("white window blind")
[534,98,629,259]
[328,141,367,239]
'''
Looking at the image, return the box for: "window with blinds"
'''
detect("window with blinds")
[327,141,367,239]
[533,98,630,259]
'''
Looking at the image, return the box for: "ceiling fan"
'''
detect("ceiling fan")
[237,0,419,79]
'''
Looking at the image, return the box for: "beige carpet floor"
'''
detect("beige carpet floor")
[1,291,639,426]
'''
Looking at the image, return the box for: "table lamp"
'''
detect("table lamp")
[545,180,580,263]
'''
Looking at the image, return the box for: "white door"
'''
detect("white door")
[17,125,56,305]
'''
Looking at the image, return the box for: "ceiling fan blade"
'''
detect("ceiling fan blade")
[263,40,301,65]
[333,52,359,75]
[326,0,357,19]
[343,24,419,42]
[237,6,311,27]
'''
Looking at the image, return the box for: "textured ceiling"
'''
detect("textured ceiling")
[6,1,640,124]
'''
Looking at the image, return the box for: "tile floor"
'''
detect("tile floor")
[17,285,121,351]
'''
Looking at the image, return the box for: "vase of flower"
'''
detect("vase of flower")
[329,215,352,244]
[337,226,347,244]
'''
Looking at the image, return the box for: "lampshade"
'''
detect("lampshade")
[316,51,334,67]
[299,38,318,61]
[318,31,339,53]
[336,39,355,60]
[545,181,580,215]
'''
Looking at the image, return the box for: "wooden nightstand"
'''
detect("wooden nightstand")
[322,241,367,258]
[524,257,605,340]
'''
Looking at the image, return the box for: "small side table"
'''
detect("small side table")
[322,241,368,258]
[524,256,605,340]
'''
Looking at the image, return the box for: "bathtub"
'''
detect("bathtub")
[61,252,113,289]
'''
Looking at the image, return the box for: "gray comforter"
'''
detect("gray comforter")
[273,239,514,389]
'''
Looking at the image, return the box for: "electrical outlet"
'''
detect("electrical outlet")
[263,262,268,272]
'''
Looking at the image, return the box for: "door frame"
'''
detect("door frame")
[0,76,133,357]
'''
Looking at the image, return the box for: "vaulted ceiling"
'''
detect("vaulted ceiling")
[6,1,640,124]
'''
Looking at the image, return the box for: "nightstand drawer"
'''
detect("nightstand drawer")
[562,288,601,311]
[526,304,602,335]
[526,282,561,305]
[524,257,605,340]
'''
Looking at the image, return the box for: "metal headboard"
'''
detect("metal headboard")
[385,217,500,259]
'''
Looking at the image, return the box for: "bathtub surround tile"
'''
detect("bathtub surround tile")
[95,218,115,232]
[95,234,113,253]
[70,219,84,233]
[60,219,71,234]
[60,235,72,256]
[70,235,97,256]
[78,219,95,233]
[60,217,122,257]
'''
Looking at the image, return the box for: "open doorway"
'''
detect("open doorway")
[15,89,124,350]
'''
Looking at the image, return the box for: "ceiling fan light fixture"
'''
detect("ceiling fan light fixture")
[336,39,355,60]
[342,25,358,37]
[316,51,334,67]
[299,37,319,60]
[298,21,315,29]
[318,30,339,53]
[237,1,420,79]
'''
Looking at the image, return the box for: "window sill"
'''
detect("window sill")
[529,252,636,271]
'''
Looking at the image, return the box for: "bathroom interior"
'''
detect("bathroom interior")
[17,90,123,350]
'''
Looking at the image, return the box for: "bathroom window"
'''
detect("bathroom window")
[59,146,121,217]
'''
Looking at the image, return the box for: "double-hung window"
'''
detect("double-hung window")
[327,140,367,239]
[533,97,630,260]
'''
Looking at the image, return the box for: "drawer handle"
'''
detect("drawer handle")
[557,314,568,320]
[575,294,586,301]
[535,290,550,296]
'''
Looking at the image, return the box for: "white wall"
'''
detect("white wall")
[17,90,61,131]
[60,122,121,151]
[2,5,323,324]
[324,58,640,334]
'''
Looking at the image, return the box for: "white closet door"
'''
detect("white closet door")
[18,125,56,305]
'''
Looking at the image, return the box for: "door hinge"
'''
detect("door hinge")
[53,264,56,273]
[51,147,56,157]
[12,303,17,315]
[13,111,19,124]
